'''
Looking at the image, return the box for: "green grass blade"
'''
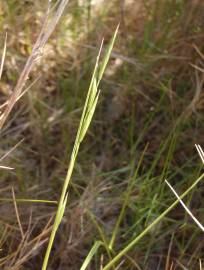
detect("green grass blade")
[80,241,102,270]
[55,193,68,228]
[109,144,148,250]
[87,209,113,260]
[0,198,57,204]
[42,194,68,270]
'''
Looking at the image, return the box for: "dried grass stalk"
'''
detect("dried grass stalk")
[0,0,69,130]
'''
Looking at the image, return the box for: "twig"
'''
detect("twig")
[0,139,24,162]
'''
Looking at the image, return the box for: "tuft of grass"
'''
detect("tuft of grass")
[102,172,204,270]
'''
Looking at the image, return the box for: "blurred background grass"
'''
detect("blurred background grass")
[0,0,203,269]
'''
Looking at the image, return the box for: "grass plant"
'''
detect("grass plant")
[0,0,203,269]
[42,25,119,270]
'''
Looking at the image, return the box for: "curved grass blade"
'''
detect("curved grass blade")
[80,241,102,270]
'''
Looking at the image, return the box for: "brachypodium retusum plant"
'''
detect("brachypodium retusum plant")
[42,25,119,270]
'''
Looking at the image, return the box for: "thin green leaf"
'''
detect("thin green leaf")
[42,193,68,270]
[80,241,102,270]
[0,198,57,204]
[56,192,68,228]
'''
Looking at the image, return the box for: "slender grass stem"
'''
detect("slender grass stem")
[42,26,119,270]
